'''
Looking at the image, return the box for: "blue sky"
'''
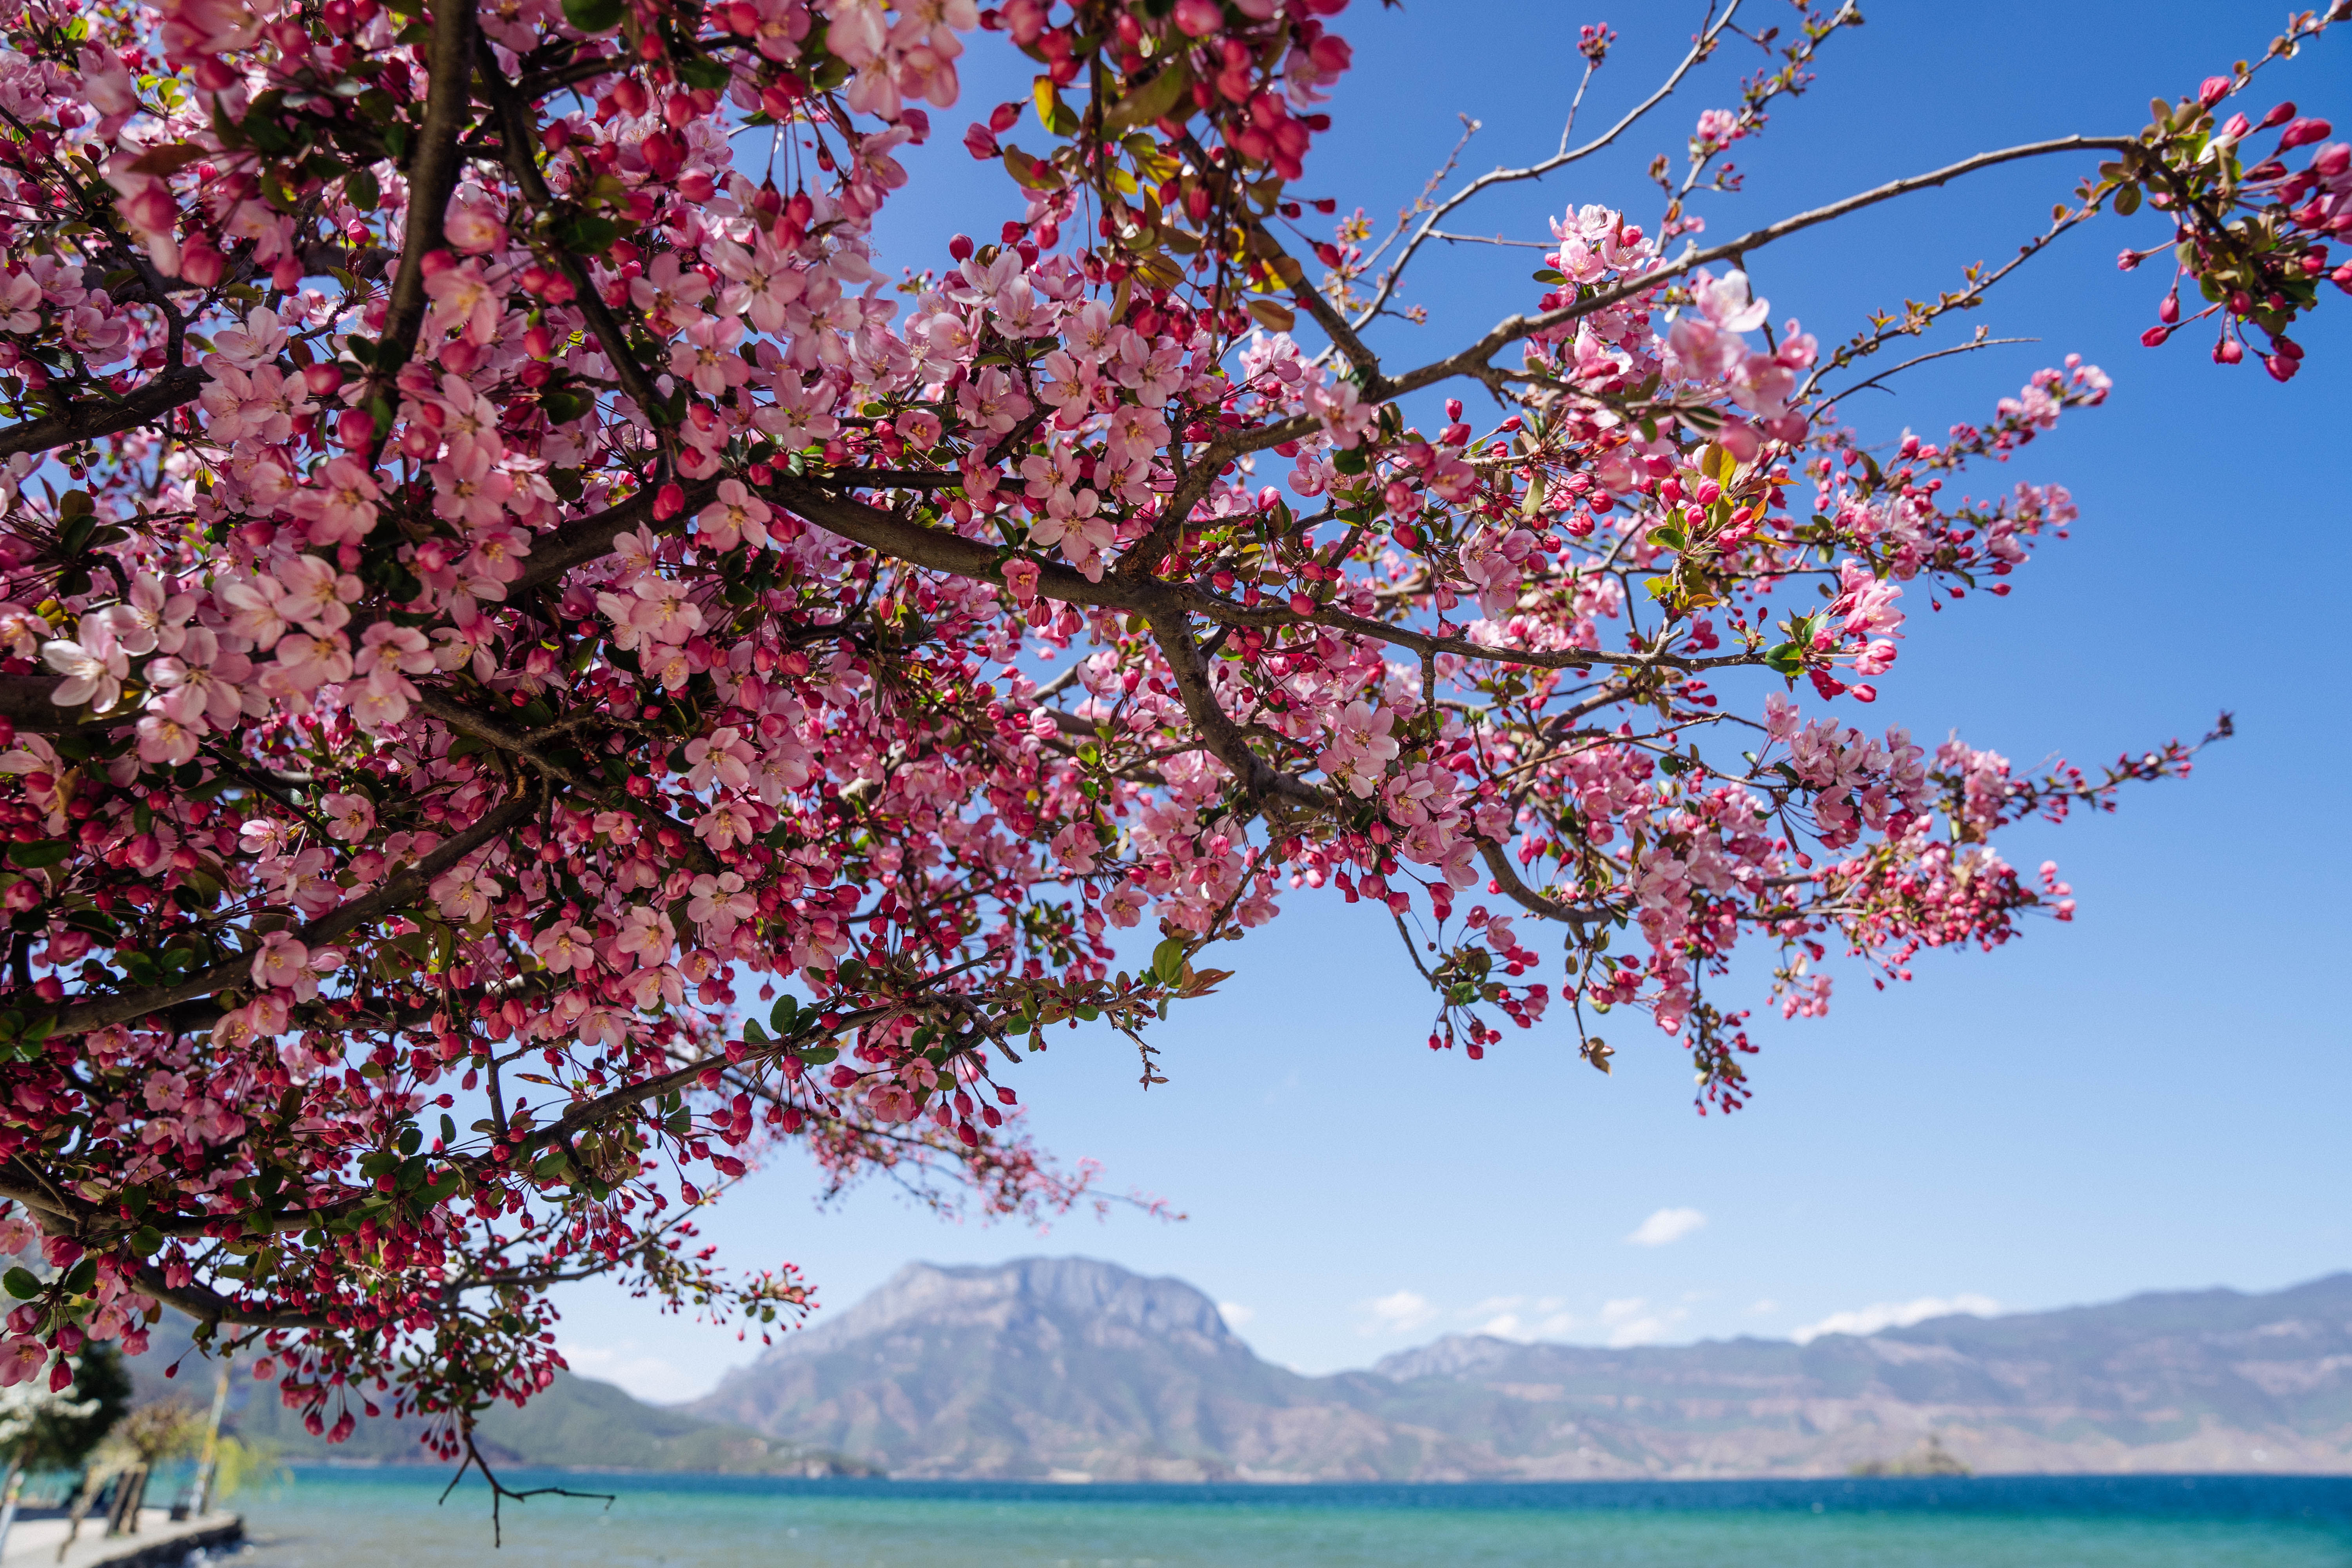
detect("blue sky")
[555,1,2352,1400]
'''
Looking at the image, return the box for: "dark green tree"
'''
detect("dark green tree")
[18,1346,131,1474]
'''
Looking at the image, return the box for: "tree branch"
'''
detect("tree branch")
[367,0,478,392]
[1370,132,2143,404]
[49,793,534,1035]
[0,366,204,460]
[1348,0,1758,332]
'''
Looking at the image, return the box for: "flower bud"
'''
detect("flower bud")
[179,240,226,287]
[2199,76,2232,108]
[1173,0,1222,36]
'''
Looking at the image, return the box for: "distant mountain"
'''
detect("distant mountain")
[691,1258,2352,1480]
[125,1314,870,1475]
[686,1256,1409,1481]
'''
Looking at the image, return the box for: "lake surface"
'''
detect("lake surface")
[224,1469,2352,1567]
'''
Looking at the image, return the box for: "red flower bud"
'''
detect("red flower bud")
[179,240,225,287]
[2198,76,2232,108]
[653,483,686,520]
[1173,0,1222,36]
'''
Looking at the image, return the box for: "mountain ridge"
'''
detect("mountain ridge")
[690,1258,2352,1480]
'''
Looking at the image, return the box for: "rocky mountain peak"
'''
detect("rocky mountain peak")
[761,1256,1241,1361]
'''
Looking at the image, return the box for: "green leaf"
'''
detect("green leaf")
[2,1267,39,1300]
[562,0,624,31]
[7,841,70,869]
[1648,524,1688,552]
[1151,937,1186,985]
[1530,268,1567,285]
[346,165,380,210]
[1103,61,1192,132]
[770,996,801,1034]
[676,55,730,91]
[1033,77,1082,137]
[1764,641,1805,675]
[559,212,621,254]
[61,1258,96,1297]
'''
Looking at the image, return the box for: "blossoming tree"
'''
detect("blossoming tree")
[0,0,2341,1479]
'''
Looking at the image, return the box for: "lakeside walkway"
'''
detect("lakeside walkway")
[0,1510,243,1567]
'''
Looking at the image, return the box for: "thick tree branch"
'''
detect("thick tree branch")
[367,0,478,390]
[0,366,204,459]
[1478,837,1593,926]
[127,1261,334,1330]
[481,48,670,424]
[49,793,534,1034]
[1143,604,1326,817]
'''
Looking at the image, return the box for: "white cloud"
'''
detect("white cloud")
[1625,1207,1708,1247]
[1465,1295,1579,1342]
[1217,1301,1256,1328]
[559,1340,699,1403]
[1747,1299,1779,1315]
[1791,1293,1999,1344]
[1362,1290,1441,1335]
[1598,1296,1689,1348]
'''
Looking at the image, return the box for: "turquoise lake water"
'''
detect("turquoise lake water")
[225,1470,2352,1567]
